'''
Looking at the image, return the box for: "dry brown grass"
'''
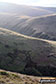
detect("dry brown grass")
[0,69,56,84]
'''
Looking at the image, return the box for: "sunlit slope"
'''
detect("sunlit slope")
[14,14,56,41]
[0,13,30,29]
[0,2,54,17]
[0,28,56,77]
[28,14,56,41]
[35,6,56,13]
[0,13,56,41]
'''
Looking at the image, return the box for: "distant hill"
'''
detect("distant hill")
[0,13,56,41]
[17,14,56,41]
[35,6,56,13]
[0,2,55,17]
[0,2,56,78]
[0,2,56,41]
[0,28,56,77]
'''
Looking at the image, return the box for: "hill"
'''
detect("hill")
[0,2,56,41]
[0,2,55,17]
[0,13,56,41]
[35,6,56,13]
[17,14,56,41]
[0,28,56,77]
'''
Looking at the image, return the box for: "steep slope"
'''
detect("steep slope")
[0,13,56,41]
[22,14,56,41]
[0,13,30,30]
[0,2,56,41]
[0,2,55,17]
[10,14,56,41]
[0,28,56,77]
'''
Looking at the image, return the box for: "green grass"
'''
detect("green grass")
[0,71,9,76]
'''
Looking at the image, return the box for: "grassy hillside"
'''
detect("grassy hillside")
[0,28,56,77]
[0,13,56,41]
[0,13,30,30]
[0,69,56,84]
[10,14,56,41]
[0,2,56,41]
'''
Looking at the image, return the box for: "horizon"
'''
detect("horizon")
[0,0,56,7]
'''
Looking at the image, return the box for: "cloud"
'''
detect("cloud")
[0,0,56,7]
[36,0,56,6]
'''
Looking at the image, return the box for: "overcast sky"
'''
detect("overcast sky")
[0,0,56,7]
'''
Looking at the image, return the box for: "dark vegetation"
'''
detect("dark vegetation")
[0,71,9,76]
[0,28,56,77]
[5,45,10,48]
[0,48,56,77]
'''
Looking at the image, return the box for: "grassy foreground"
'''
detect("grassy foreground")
[0,69,56,84]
